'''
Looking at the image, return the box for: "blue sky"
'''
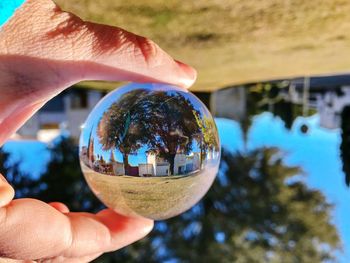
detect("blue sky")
[2,140,50,179]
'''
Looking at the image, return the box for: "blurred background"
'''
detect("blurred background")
[2,0,350,262]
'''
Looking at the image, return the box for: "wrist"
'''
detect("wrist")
[0,0,26,27]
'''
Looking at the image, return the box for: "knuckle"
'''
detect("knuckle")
[131,34,162,67]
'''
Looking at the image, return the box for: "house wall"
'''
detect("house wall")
[210,86,246,121]
[174,154,187,174]
[139,164,154,176]
[185,153,201,173]
[317,87,350,129]
[112,162,125,176]
[156,164,169,176]
[147,153,157,174]
[17,114,40,137]
[66,109,90,139]
[146,152,201,175]
[38,112,66,125]
[193,153,200,170]
[65,91,102,139]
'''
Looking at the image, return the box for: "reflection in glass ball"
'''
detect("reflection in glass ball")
[79,83,220,220]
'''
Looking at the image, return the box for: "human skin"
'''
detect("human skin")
[0,0,196,262]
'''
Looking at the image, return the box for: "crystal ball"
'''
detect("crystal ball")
[79,83,220,220]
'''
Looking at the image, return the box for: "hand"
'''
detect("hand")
[0,0,196,261]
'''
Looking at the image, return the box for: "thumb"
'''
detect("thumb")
[0,0,197,89]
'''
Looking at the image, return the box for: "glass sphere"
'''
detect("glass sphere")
[79,83,220,220]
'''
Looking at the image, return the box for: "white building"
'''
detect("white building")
[139,163,154,177]
[316,87,350,129]
[146,153,170,176]
[112,162,125,176]
[210,86,247,122]
[186,153,201,172]
[283,83,350,130]
[291,85,350,130]
[146,152,201,176]
[174,154,187,174]
[17,88,106,142]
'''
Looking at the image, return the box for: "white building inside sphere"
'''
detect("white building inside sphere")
[112,162,126,176]
[139,163,155,177]
[146,152,201,176]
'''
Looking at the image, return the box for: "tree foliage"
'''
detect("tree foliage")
[97,89,151,171]
[97,89,204,175]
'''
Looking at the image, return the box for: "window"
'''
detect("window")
[179,166,184,174]
[71,90,88,109]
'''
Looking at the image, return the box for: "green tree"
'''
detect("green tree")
[97,89,150,173]
[193,111,220,166]
[97,89,203,175]
[145,91,202,175]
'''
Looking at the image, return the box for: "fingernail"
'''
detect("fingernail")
[138,219,154,237]
[175,60,197,88]
[0,185,15,207]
